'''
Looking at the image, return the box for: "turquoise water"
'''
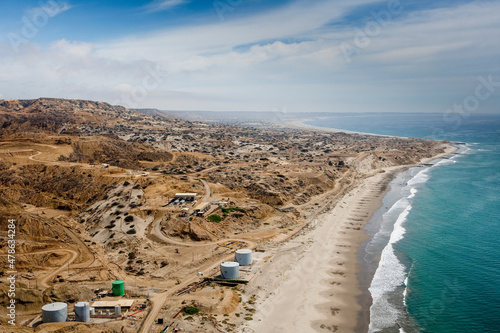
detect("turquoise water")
[306,114,500,332]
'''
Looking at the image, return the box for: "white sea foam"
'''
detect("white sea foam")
[462,147,474,154]
[369,198,410,246]
[403,276,409,306]
[433,159,457,167]
[368,205,411,332]
[407,169,429,186]
[385,198,409,215]
[368,164,441,332]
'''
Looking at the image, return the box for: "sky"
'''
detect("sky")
[0,0,499,113]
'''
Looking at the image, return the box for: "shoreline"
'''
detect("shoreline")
[278,119,403,138]
[241,143,458,333]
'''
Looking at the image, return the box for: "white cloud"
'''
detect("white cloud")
[143,0,189,13]
[99,0,378,61]
[1,0,499,113]
[50,39,93,58]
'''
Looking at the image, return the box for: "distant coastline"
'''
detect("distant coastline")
[279,118,403,138]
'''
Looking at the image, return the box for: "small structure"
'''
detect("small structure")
[174,193,197,201]
[42,302,68,323]
[114,305,121,316]
[220,262,240,280]
[193,202,211,216]
[112,280,125,296]
[75,302,90,322]
[91,299,134,312]
[235,249,253,266]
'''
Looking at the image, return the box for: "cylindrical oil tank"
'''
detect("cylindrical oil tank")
[42,302,68,323]
[112,280,125,296]
[235,249,253,266]
[90,307,95,316]
[220,262,239,279]
[115,305,121,316]
[74,302,90,322]
[106,309,110,316]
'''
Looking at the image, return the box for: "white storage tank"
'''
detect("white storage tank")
[235,249,253,266]
[90,307,95,316]
[75,302,90,322]
[220,261,239,279]
[115,305,121,316]
[42,302,68,323]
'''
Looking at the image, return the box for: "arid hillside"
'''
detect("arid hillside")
[0,98,449,332]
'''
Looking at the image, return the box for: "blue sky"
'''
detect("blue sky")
[0,0,499,113]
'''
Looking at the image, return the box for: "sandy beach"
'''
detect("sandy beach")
[241,144,457,333]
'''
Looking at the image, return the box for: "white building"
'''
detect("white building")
[174,193,197,201]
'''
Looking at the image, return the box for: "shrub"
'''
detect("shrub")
[124,215,134,222]
[207,214,222,223]
[221,207,245,214]
[183,306,199,315]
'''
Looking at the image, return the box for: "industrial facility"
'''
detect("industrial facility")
[91,299,134,312]
[74,302,90,322]
[220,261,240,280]
[112,280,125,296]
[193,202,211,216]
[235,249,253,266]
[33,280,151,328]
[42,302,68,323]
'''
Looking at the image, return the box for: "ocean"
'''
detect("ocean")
[305,113,500,332]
